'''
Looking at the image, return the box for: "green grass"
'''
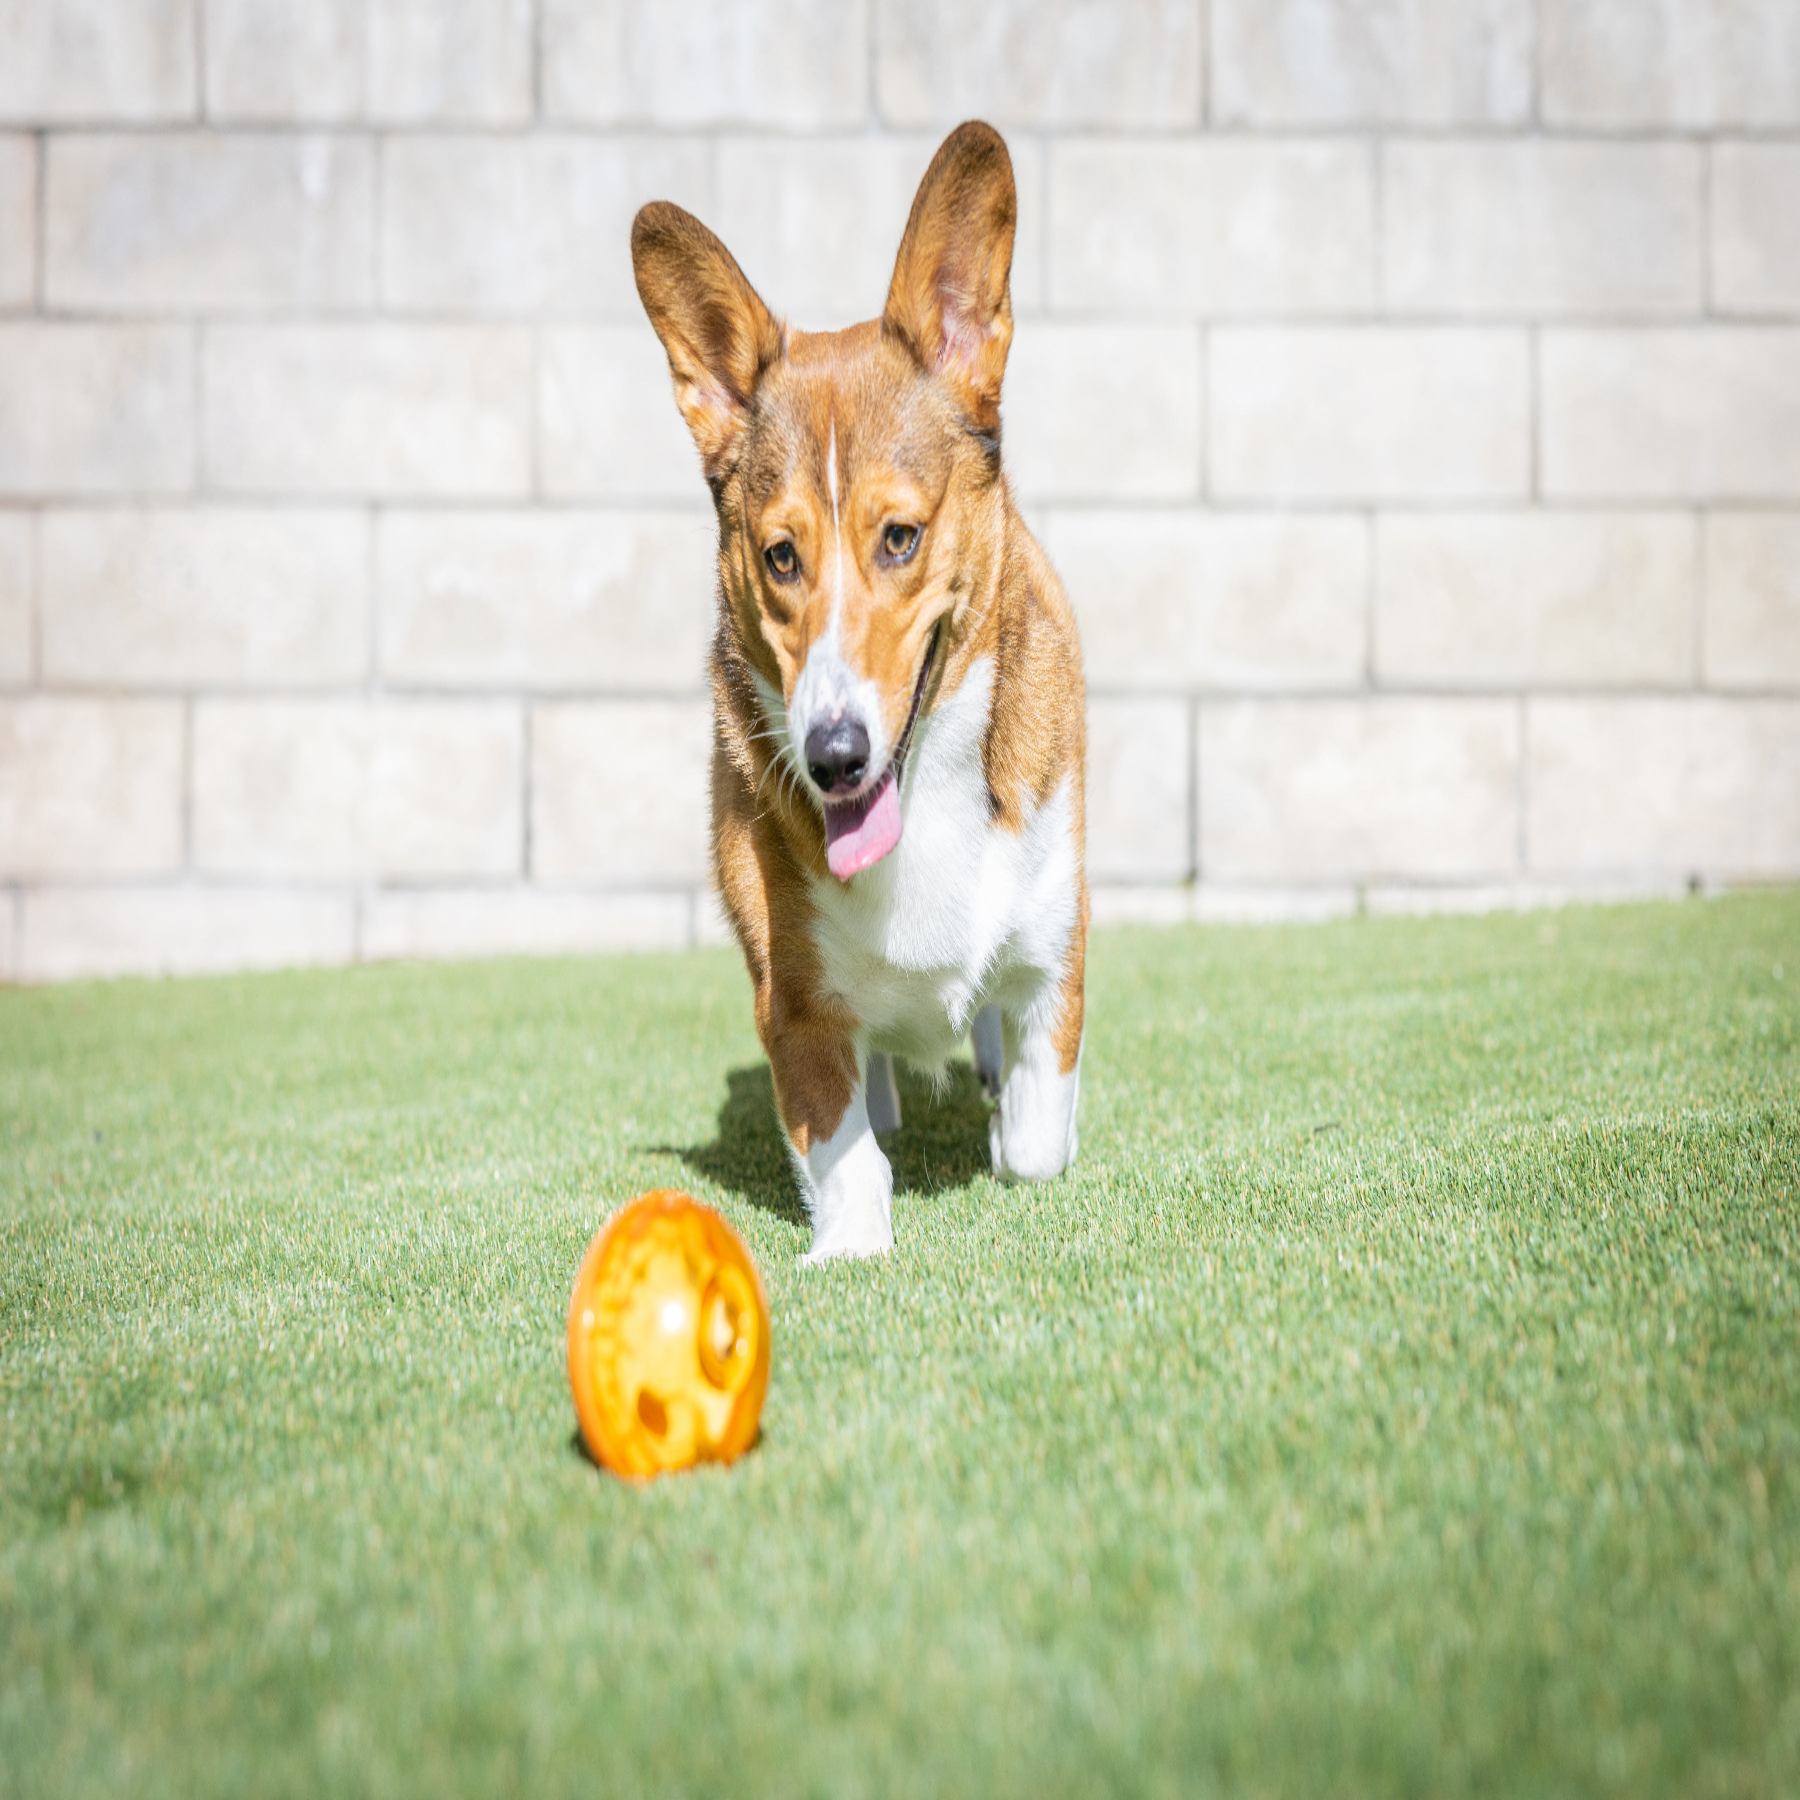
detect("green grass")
[2,893,1797,1799]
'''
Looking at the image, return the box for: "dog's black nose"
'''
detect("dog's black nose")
[805,716,870,794]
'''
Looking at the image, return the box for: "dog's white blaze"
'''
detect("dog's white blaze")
[787,653,1083,1252]
[783,415,891,791]
[792,1081,894,1263]
[827,417,842,625]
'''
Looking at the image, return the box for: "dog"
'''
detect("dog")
[632,120,1087,1261]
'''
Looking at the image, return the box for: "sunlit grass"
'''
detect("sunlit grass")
[2,892,1796,1797]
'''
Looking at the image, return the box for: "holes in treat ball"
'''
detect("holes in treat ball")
[698,1265,758,1392]
[636,1389,669,1436]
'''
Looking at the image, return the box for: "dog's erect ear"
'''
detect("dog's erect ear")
[883,121,1017,439]
[632,201,783,480]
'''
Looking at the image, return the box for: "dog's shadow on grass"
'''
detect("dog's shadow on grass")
[658,1060,993,1225]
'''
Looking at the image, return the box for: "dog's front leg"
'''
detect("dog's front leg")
[989,966,1083,1184]
[763,1017,894,1263]
[792,1076,894,1263]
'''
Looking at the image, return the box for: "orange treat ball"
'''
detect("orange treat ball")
[566,1190,771,1480]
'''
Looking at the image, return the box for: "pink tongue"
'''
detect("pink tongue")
[825,775,903,880]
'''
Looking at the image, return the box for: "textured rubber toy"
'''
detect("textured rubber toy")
[566,1191,770,1479]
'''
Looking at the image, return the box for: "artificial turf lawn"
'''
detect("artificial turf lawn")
[1,895,1797,1799]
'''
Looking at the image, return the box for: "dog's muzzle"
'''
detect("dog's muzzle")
[820,625,940,880]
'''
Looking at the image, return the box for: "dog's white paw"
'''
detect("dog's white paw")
[989,1037,1080,1183]
[794,1088,895,1262]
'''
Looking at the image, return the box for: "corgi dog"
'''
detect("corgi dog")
[632,121,1086,1261]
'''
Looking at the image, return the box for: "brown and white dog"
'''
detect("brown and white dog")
[632,121,1087,1260]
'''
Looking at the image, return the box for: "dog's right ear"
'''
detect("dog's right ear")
[632,202,782,481]
[883,121,1017,441]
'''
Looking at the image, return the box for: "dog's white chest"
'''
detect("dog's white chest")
[805,656,1079,1064]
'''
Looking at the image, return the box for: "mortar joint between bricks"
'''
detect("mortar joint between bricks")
[192,0,207,125]
[530,0,544,125]
[27,505,42,685]
[1690,508,1705,689]
[1516,695,1531,877]
[180,695,194,872]
[32,127,45,313]
[522,697,535,881]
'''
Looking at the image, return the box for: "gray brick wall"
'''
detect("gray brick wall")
[2,0,1798,979]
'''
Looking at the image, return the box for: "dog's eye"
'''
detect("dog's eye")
[881,522,920,564]
[764,541,799,581]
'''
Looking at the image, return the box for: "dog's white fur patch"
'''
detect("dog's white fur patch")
[793,1082,895,1263]
[808,657,1080,1056]
[791,655,1083,1255]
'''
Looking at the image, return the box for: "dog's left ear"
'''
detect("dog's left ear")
[883,121,1016,440]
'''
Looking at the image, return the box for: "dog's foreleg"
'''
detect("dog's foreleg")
[793,1081,895,1262]
[865,1051,902,1135]
[971,1004,1004,1099]
[989,970,1082,1184]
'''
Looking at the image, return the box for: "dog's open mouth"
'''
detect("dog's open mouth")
[822,626,939,881]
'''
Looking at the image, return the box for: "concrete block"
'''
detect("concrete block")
[1005,324,1201,504]
[539,327,707,500]
[542,0,868,127]
[1085,696,1192,883]
[1212,0,1531,125]
[45,132,373,312]
[1712,144,1800,316]
[714,136,1043,329]
[0,697,184,877]
[381,136,709,316]
[1541,329,1800,500]
[874,0,1202,129]
[1541,0,1800,127]
[0,512,28,682]
[1704,512,1800,688]
[1194,885,1359,923]
[205,0,530,123]
[0,324,194,496]
[1087,882,1361,926]
[0,134,34,305]
[531,700,710,884]
[361,887,693,960]
[1384,141,1702,317]
[204,0,363,119]
[1211,328,1528,502]
[1200,698,1519,881]
[369,0,532,123]
[376,510,715,691]
[1085,885,1198,927]
[192,699,522,879]
[1375,512,1695,687]
[202,325,531,497]
[41,508,369,686]
[1048,139,1373,315]
[1362,879,1697,915]
[0,0,197,122]
[1528,697,1800,878]
[1043,510,1366,691]
[20,887,355,981]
